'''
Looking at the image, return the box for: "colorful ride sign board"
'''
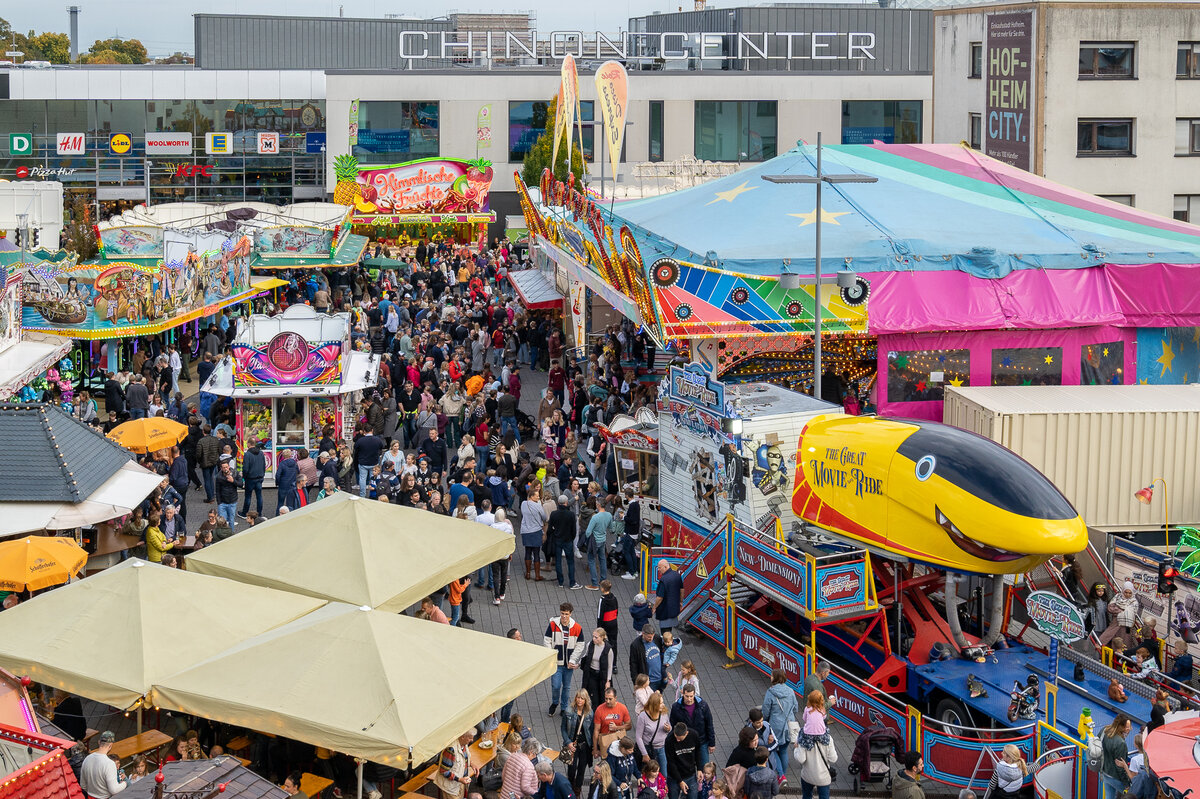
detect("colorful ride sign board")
[815,560,868,612]
[681,533,727,610]
[232,333,343,387]
[1025,590,1087,643]
[353,157,493,218]
[736,614,806,693]
[822,670,907,738]
[732,530,808,608]
[691,599,726,646]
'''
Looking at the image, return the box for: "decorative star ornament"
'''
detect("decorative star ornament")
[1044,354,1054,365]
[787,209,851,227]
[1102,347,1109,357]
[949,377,964,387]
[1157,339,1176,375]
[706,181,757,205]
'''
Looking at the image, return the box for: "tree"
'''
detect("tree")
[521,94,587,188]
[63,195,98,261]
[159,51,193,65]
[86,37,147,64]
[27,32,70,64]
[80,49,131,65]
[169,104,213,136]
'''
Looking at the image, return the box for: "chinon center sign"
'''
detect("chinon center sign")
[399,30,878,62]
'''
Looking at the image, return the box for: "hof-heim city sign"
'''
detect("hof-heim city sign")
[398,29,879,62]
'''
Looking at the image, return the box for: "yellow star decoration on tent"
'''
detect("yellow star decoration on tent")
[788,209,850,227]
[1157,339,1176,375]
[1102,347,1109,357]
[949,377,964,387]
[706,181,758,205]
[1044,354,1054,364]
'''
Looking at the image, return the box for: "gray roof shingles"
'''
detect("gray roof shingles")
[0,404,133,503]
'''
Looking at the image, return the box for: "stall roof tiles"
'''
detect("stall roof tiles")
[0,404,133,502]
[120,757,286,799]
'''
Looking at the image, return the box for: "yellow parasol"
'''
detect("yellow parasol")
[107,417,189,454]
[0,536,88,592]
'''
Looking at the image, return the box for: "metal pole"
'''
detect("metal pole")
[813,132,823,401]
[357,759,364,799]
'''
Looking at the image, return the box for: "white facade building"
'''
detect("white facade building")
[933,0,1200,218]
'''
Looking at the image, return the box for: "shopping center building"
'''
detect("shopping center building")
[1,2,1199,225]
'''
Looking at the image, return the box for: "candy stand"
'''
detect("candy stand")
[202,304,380,486]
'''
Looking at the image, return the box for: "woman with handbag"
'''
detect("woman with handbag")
[576,627,616,709]
[761,669,799,781]
[635,692,671,777]
[561,690,595,794]
[792,730,838,799]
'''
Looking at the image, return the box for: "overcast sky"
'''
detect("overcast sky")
[6,1,725,57]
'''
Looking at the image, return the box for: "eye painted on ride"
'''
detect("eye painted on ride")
[915,455,936,482]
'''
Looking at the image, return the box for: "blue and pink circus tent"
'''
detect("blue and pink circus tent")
[595,143,1200,419]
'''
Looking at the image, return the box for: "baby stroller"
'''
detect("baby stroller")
[847,716,904,792]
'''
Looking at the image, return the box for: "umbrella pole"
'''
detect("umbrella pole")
[136,704,142,735]
[357,759,363,799]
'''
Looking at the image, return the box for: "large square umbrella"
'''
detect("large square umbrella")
[1144,716,1200,792]
[185,493,513,612]
[150,603,556,767]
[0,559,326,708]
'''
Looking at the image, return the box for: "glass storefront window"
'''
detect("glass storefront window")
[509,100,549,163]
[649,100,664,162]
[841,100,923,144]
[353,101,439,164]
[1081,341,1125,385]
[694,101,777,162]
[991,347,1064,386]
[887,349,969,402]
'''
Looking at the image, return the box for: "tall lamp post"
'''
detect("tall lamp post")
[762,132,877,400]
[1134,477,1172,641]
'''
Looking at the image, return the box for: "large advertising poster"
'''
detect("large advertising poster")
[985,10,1034,170]
[99,226,164,257]
[23,233,251,336]
[252,226,334,256]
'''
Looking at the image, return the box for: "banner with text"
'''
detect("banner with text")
[594,60,628,183]
[985,10,1034,170]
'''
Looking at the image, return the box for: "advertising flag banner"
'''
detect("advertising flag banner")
[476,105,492,149]
[569,278,587,347]
[594,60,628,184]
[560,54,579,169]
[984,10,1034,170]
[551,87,567,170]
[349,99,360,147]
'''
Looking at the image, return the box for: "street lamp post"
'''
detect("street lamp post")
[1134,477,1172,641]
[762,132,877,400]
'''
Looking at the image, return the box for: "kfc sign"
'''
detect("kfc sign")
[56,133,85,155]
[175,165,214,178]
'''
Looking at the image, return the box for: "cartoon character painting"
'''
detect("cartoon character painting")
[689,449,718,522]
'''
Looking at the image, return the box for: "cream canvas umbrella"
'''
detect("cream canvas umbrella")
[185,492,514,612]
[0,559,326,708]
[150,603,555,767]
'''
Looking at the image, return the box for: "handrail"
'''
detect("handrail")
[920,715,1037,738]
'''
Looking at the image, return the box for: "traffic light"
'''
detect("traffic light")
[1158,561,1179,594]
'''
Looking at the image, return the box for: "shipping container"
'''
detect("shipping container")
[943,384,1200,531]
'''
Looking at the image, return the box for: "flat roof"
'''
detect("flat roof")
[946,384,1200,414]
[726,381,839,418]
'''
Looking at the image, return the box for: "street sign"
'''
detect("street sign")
[8,133,32,156]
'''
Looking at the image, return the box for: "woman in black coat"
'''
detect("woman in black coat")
[577,627,616,710]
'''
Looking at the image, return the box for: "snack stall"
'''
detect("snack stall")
[202,304,380,485]
[596,411,662,528]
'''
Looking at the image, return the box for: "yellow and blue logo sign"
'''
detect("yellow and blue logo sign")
[205,132,232,155]
[108,133,132,155]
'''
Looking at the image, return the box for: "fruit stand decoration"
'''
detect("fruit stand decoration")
[335,155,496,225]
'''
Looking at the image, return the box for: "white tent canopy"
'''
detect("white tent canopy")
[0,461,165,538]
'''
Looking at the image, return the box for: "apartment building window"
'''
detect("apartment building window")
[1178,42,1200,78]
[1175,195,1200,222]
[1098,195,1134,206]
[969,42,983,79]
[1176,118,1200,155]
[1078,43,1135,78]
[649,101,664,162]
[1077,119,1134,156]
[969,113,982,149]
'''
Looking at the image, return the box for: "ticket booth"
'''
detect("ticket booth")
[203,304,380,486]
[597,412,662,528]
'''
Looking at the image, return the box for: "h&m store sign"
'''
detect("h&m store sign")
[399,29,878,62]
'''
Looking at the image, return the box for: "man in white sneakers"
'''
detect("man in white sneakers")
[543,601,586,717]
